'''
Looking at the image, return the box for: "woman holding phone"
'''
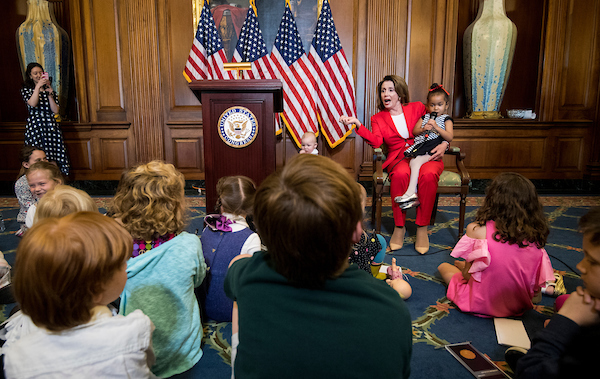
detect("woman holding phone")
[21,62,69,175]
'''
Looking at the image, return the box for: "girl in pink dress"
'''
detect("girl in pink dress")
[437,172,555,318]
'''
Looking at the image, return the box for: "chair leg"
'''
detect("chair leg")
[371,190,377,228]
[458,193,467,237]
[373,191,383,233]
[430,193,440,227]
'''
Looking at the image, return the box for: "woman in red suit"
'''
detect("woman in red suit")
[340,75,447,254]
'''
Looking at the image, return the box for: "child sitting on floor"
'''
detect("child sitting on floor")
[514,207,600,378]
[34,184,98,222]
[25,160,63,228]
[349,183,386,273]
[200,175,261,322]
[109,161,206,378]
[14,145,46,236]
[2,212,157,378]
[437,172,556,318]
[225,154,413,378]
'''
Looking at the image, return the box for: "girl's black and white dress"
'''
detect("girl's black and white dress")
[20,87,70,175]
[404,113,452,158]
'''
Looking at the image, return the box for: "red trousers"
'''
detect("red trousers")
[388,157,444,227]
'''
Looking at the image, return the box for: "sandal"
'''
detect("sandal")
[541,272,567,297]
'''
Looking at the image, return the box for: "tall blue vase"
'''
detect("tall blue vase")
[16,0,70,117]
[463,0,516,119]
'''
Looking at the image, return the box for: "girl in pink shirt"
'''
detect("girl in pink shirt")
[438,172,555,317]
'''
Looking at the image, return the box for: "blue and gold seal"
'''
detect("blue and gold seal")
[218,106,258,148]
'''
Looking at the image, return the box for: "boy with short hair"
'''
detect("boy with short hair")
[516,207,600,378]
[299,131,318,155]
[225,154,412,378]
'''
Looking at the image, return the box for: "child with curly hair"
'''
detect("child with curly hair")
[437,172,555,317]
[109,161,206,378]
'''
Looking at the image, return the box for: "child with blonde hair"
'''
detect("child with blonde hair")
[34,185,98,222]
[2,212,157,378]
[299,131,319,155]
[25,161,63,228]
[14,145,46,236]
[109,161,206,378]
[200,175,261,322]
[438,172,555,317]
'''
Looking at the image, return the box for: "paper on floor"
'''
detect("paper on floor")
[494,318,531,349]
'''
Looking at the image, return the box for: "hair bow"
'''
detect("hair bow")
[429,84,449,96]
[204,214,235,232]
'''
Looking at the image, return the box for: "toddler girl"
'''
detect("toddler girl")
[200,175,261,322]
[14,145,46,236]
[349,183,386,273]
[109,161,206,378]
[396,83,454,208]
[2,212,157,378]
[437,172,555,318]
[25,160,64,228]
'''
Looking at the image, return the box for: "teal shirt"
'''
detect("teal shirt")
[225,251,413,378]
[120,232,206,378]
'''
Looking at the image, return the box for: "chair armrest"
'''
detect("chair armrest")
[444,147,470,186]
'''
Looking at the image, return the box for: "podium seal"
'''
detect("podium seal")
[218,106,258,148]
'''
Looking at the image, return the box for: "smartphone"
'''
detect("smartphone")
[42,72,49,80]
[445,342,510,378]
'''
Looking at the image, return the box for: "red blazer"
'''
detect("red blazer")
[356,102,426,170]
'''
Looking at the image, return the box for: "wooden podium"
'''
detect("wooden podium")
[189,79,283,213]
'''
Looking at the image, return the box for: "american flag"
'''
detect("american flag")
[183,0,234,82]
[270,2,319,146]
[308,0,357,147]
[232,4,281,134]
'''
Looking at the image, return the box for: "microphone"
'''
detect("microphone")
[425,112,437,138]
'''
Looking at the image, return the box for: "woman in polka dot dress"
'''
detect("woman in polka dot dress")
[20,62,69,175]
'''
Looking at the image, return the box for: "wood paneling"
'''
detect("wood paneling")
[100,139,128,171]
[65,139,92,171]
[1,0,598,182]
[89,0,126,121]
[173,138,202,171]
[450,120,591,179]
[555,137,584,171]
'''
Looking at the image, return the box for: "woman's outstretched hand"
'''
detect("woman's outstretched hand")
[339,115,360,127]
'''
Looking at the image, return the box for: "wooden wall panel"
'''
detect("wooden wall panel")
[173,138,202,170]
[89,0,126,121]
[100,139,128,171]
[453,138,546,170]
[121,0,164,162]
[450,120,591,179]
[555,137,584,171]
[0,137,27,176]
[556,0,600,120]
[65,139,92,171]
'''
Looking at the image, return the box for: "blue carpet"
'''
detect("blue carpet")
[1,195,599,378]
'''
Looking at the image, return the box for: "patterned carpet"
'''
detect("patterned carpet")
[1,195,599,378]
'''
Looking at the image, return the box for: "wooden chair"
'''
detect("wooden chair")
[371,146,471,236]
